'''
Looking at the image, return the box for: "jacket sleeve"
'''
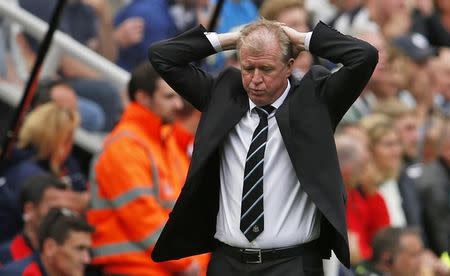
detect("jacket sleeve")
[95,137,192,272]
[149,25,217,112]
[308,21,379,125]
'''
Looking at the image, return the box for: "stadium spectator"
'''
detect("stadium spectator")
[331,0,408,38]
[0,103,88,242]
[0,174,69,265]
[412,0,450,47]
[343,30,392,122]
[335,133,372,263]
[18,0,123,132]
[32,78,105,133]
[373,100,426,232]
[361,114,412,227]
[430,48,450,116]
[373,99,420,165]
[354,227,424,276]
[114,0,178,72]
[416,119,450,255]
[0,207,94,276]
[87,63,202,275]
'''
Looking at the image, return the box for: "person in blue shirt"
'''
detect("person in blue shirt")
[114,0,178,72]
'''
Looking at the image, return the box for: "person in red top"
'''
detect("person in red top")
[0,207,94,276]
[0,174,70,266]
[359,189,390,246]
[335,133,373,264]
[0,234,34,267]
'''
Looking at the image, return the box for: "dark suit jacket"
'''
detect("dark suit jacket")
[148,21,378,268]
[416,159,450,254]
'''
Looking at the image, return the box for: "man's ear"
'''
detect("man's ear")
[135,90,152,106]
[23,202,35,222]
[286,58,295,75]
[380,252,394,267]
[42,239,58,257]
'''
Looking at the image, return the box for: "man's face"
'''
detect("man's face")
[50,84,78,112]
[391,233,423,276]
[373,130,402,173]
[148,79,184,124]
[379,0,406,20]
[51,231,92,276]
[394,115,419,160]
[240,37,293,106]
[359,32,389,91]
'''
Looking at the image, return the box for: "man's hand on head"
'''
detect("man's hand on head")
[280,24,308,56]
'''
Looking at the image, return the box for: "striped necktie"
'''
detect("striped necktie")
[240,105,275,241]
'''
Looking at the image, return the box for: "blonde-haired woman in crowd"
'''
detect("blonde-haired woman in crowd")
[361,114,408,229]
[0,102,88,242]
[361,114,403,182]
[18,102,80,175]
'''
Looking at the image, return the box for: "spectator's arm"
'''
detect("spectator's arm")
[82,0,118,61]
[60,56,101,79]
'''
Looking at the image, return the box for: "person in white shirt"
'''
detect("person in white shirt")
[149,19,378,275]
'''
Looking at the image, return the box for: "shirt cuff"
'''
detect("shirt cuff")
[304,32,312,51]
[204,32,222,52]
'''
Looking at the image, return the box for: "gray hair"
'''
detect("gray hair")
[236,19,296,64]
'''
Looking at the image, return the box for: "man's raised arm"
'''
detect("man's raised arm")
[149,26,238,111]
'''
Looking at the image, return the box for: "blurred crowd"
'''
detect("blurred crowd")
[0,0,449,275]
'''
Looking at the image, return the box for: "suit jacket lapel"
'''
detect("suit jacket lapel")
[190,86,249,174]
[276,76,301,148]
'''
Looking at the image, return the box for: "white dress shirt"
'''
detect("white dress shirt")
[214,80,321,249]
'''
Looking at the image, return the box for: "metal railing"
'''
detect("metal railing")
[0,1,130,89]
[0,2,132,153]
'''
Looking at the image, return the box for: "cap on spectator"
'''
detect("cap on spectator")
[392,33,435,63]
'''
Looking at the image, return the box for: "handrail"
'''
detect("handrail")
[0,2,134,154]
[0,1,130,91]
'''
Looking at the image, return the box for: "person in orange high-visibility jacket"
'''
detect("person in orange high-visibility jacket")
[87,63,203,276]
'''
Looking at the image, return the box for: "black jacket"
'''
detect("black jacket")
[148,21,378,267]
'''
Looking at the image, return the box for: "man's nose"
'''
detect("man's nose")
[174,97,184,110]
[82,250,91,264]
[251,69,263,84]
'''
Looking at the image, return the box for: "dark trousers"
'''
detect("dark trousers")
[207,243,324,276]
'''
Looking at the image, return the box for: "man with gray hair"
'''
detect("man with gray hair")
[149,19,378,275]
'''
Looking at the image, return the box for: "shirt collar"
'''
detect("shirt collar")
[248,79,291,111]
